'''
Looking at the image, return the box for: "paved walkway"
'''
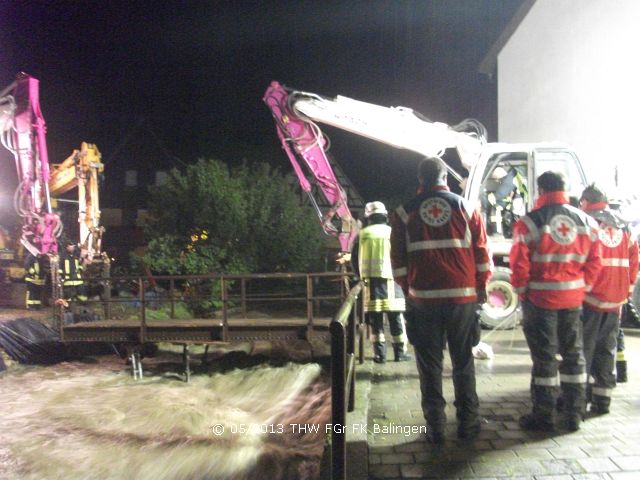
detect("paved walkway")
[347,326,640,480]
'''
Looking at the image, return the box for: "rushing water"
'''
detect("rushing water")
[0,351,331,480]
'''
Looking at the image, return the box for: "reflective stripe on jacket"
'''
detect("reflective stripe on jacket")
[510,191,602,309]
[390,185,492,305]
[358,224,393,279]
[59,255,83,286]
[25,259,45,285]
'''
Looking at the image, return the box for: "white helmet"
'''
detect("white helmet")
[364,201,388,218]
[491,166,508,180]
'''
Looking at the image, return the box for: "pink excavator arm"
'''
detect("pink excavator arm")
[263,81,357,253]
[0,73,60,255]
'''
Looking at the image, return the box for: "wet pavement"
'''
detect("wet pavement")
[347,327,640,480]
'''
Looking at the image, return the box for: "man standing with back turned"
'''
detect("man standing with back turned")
[391,157,492,445]
[579,184,638,415]
[510,171,601,432]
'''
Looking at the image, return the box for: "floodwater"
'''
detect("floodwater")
[0,335,331,480]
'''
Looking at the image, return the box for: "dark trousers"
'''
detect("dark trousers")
[582,306,619,407]
[368,311,406,344]
[405,302,479,433]
[26,282,43,309]
[522,301,586,419]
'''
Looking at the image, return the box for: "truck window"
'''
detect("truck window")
[535,151,587,199]
[480,153,529,240]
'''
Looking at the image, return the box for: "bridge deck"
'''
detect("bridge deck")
[61,317,332,343]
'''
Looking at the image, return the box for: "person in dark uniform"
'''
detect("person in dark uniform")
[59,239,87,302]
[510,172,602,432]
[24,253,44,310]
[390,157,491,444]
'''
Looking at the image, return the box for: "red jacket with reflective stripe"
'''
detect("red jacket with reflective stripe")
[582,202,639,312]
[390,185,492,305]
[509,192,602,309]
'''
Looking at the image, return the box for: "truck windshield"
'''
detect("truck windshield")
[535,151,587,198]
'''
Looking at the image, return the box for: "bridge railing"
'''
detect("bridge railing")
[56,271,350,336]
[330,280,365,480]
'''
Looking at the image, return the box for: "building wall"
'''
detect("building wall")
[498,0,640,196]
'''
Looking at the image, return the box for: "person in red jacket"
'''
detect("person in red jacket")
[510,171,602,432]
[390,157,491,445]
[579,184,638,414]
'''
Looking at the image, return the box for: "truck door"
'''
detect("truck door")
[531,148,589,202]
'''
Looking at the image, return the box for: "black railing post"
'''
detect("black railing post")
[329,281,363,480]
[221,276,228,341]
[170,278,175,319]
[330,319,346,480]
[139,278,146,342]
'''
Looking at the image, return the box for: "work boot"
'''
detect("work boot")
[426,425,445,446]
[590,403,610,415]
[518,413,555,432]
[393,343,412,362]
[564,414,581,432]
[373,342,386,364]
[457,422,481,441]
[617,360,628,383]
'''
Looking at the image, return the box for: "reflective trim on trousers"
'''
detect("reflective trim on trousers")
[529,278,585,291]
[534,375,560,386]
[476,262,491,272]
[370,333,386,343]
[364,299,406,312]
[592,386,612,398]
[409,287,476,299]
[391,333,408,343]
[560,372,587,384]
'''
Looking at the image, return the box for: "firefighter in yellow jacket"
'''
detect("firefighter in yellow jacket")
[351,201,411,363]
[59,239,87,302]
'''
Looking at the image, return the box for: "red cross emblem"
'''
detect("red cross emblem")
[428,204,443,218]
[419,198,451,226]
[557,222,571,237]
[549,215,577,245]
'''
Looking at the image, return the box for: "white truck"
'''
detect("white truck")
[264,82,590,329]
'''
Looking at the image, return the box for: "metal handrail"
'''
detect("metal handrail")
[330,280,364,480]
[57,271,352,337]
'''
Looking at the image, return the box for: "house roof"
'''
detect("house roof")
[478,0,537,77]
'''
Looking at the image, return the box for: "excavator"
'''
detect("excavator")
[0,73,109,308]
[263,81,590,329]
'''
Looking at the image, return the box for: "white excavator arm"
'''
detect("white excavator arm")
[287,89,487,182]
[264,81,488,254]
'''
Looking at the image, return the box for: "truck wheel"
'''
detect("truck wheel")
[480,266,521,330]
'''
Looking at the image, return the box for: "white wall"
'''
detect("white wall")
[498,0,640,197]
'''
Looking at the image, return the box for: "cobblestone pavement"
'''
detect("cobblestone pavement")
[347,326,640,480]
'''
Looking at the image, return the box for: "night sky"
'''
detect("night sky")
[1,0,524,225]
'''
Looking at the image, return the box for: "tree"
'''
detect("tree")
[141,158,326,276]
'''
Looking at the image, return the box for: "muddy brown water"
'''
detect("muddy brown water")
[0,311,332,480]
